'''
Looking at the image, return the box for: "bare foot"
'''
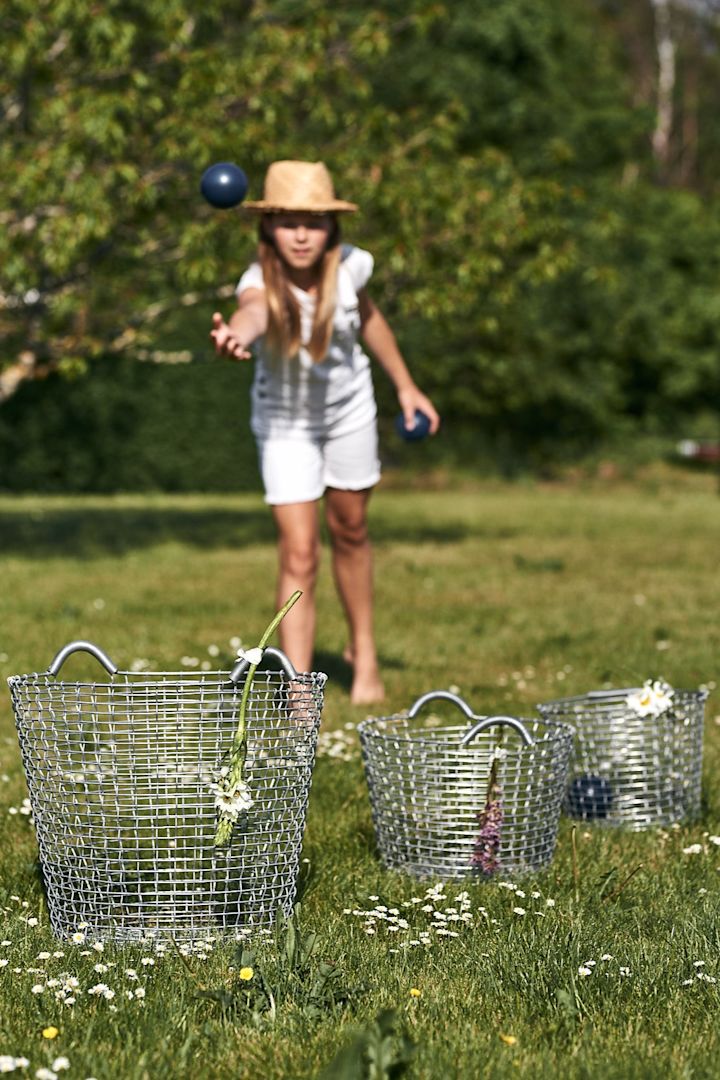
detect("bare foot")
[343,645,384,704]
[350,669,385,706]
[285,678,311,724]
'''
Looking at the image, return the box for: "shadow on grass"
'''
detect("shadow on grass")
[313,650,353,692]
[373,522,521,545]
[0,504,501,558]
[313,650,406,692]
[0,506,277,558]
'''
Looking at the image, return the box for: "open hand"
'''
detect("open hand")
[210,312,251,360]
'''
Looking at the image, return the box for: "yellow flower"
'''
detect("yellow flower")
[239,967,254,981]
[42,1027,59,1040]
[499,1033,517,1046]
[409,987,421,998]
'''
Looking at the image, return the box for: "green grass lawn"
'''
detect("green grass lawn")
[1,468,719,1079]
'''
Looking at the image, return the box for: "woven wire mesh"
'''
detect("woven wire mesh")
[537,689,707,829]
[358,711,574,881]
[8,668,325,942]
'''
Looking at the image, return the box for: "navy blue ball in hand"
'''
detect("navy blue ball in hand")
[395,409,431,442]
[567,774,613,820]
[200,163,248,209]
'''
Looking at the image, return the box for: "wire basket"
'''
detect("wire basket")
[358,691,574,881]
[537,686,708,829]
[8,640,326,942]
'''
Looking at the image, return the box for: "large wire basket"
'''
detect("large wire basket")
[537,686,708,829]
[8,640,326,942]
[358,691,574,881]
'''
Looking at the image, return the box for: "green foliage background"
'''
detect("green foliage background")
[2,0,719,488]
[0,359,258,492]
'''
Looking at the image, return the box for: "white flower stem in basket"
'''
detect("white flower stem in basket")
[213,589,303,848]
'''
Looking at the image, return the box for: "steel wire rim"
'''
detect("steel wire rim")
[358,712,574,881]
[537,687,707,829]
[8,667,326,942]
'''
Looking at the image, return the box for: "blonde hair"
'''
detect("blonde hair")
[258,218,341,362]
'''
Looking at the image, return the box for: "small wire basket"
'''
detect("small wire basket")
[358,691,574,881]
[8,640,326,942]
[537,686,708,829]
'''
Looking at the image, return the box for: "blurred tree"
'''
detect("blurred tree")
[1,0,718,472]
[596,0,720,190]
[360,0,646,172]
[0,0,637,388]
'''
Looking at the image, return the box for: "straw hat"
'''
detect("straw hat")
[243,160,358,214]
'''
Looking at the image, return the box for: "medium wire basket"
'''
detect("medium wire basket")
[8,640,326,942]
[358,691,574,881]
[537,686,708,829]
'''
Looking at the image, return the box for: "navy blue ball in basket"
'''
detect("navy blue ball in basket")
[395,409,431,442]
[567,774,613,820]
[200,163,248,209]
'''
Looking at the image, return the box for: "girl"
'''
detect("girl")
[210,160,439,704]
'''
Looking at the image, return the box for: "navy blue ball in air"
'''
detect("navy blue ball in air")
[395,410,431,442]
[200,163,248,209]
[567,774,613,820]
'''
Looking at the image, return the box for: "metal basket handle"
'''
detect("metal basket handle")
[406,690,534,747]
[48,640,119,678]
[459,716,534,748]
[229,645,298,684]
[407,690,477,721]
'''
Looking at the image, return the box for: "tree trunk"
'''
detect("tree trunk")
[678,54,699,186]
[651,0,676,171]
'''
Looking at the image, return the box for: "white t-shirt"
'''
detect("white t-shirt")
[236,244,377,439]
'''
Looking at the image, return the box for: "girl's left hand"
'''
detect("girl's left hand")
[398,387,441,435]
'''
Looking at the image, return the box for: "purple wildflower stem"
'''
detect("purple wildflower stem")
[472,756,503,876]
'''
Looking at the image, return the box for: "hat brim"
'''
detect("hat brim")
[242,200,358,214]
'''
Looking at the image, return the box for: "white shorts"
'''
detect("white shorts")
[256,421,381,505]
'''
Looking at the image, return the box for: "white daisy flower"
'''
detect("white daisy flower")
[236,647,264,666]
[626,679,674,718]
[208,777,253,819]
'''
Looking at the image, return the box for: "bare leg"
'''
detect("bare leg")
[271,501,321,673]
[324,487,384,705]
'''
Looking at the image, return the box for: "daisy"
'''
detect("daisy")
[209,778,253,819]
[626,679,674,718]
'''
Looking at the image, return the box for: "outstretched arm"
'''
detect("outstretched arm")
[358,289,440,434]
[210,287,268,361]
